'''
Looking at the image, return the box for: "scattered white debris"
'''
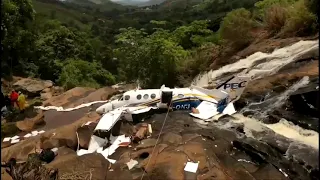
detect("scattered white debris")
[279,168,289,177]
[38,130,45,134]
[34,100,109,112]
[11,139,20,144]
[184,161,199,173]
[107,158,116,164]
[3,137,11,142]
[237,159,255,164]
[85,121,93,126]
[51,147,58,153]
[214,145,217,147]
[24,133,32,138]
[11,136,19,140]
[126,159,138,170]
[31,131,38,136]
[77,134,131,164]
[148,124,152,134]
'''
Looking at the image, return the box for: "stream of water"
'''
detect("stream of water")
[192,40,319,150]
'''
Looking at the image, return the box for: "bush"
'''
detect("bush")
[264,5,288,34]
[254,0,298,20]
[58,59,116,90]
[304,0,318,21]
[219,8,255,49]
[177,44,218,86]
[280,0,317,37]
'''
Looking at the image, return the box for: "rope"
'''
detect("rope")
[140,102,172,180]
[76,131,80,152]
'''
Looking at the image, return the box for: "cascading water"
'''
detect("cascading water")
[192,40,319,87]
[240,76,310,119]
[191,40,319,150]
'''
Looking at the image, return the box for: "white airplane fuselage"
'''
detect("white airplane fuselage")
[96,75,251,115]
[96,87,227,114]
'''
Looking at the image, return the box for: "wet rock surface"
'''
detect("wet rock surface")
[2,109,318,180]
[2,51,319,180]
[237,60,319,132]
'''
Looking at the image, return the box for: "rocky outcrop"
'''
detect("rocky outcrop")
[15,112,45,132]
[13,78,53,97]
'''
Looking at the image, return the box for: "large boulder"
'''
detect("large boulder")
[2,112,100,162]
[13,78,53,97]
[15,112,45,132]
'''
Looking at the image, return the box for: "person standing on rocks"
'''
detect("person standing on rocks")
[17,91,26,111]
[9,90,19,110]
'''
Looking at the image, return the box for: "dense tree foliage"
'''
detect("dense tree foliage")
[1,0,318,89]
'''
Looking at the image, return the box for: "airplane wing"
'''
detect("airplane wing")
[189,101,220,120]
[94,108,124,132]
[189,101,237,121]
[94,106,158,132]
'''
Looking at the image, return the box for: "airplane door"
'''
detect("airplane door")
[161,91,173,105]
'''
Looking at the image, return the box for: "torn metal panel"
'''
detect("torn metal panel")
[222,102,236,115]
[184,161,199,173]
[3,137,11,142]
[94,109,123,131]
[88,135,107,152]
[189,101,219,120]
[127,159,138,170]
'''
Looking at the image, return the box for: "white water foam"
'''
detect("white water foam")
[232,114,319,149]
[192,40,319,87]
[241,76,310,118]
[191,40,319,150]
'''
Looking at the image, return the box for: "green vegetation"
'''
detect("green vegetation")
[1,0,318,90]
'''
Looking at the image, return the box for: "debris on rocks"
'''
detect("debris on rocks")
[126,159,138,170]
[148,124,153,134]
[184,161,199,173]
[77,134,131,164]
[133,123,149,142]
[184,161,199,180]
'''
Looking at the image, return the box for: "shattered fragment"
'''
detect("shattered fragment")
[24,133,32,138]
[184,161,199,173]
[11,139,20,144]
[126,159,138,170]
[148,124,153,134]
[3,137,11,142]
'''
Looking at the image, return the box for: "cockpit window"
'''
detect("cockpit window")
[124,95,130,101]
[118,96,124,101]
[137,94,142,100]
[143,94,149,99]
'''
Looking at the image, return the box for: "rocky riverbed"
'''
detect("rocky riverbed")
[1,39,319,180]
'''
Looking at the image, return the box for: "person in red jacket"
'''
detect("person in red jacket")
[10,90,19,109]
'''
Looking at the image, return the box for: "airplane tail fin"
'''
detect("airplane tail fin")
[191,85,229,103]
[216,75,251,102]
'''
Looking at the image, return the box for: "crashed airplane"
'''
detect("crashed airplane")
[77,75,251,162]
[94,75,251,132]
